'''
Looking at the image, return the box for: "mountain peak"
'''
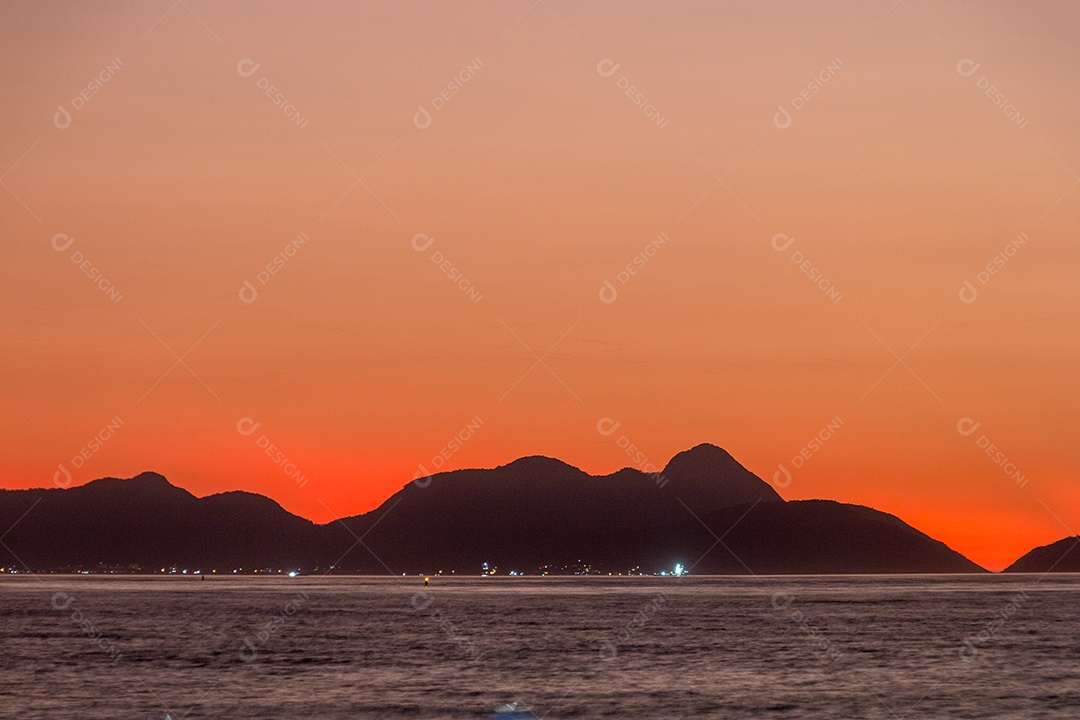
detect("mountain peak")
[662,443,750,481]
[75,471,194,502]
[667,442,736,464]
[498,455,580,474]
[661,443,784,506]
[129,471,172,485]
[203,490,291,514]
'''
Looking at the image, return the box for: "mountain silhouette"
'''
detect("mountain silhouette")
[0,447,984,573]
[0,472,327,571]
[1003,536,1080,573]
[682,500,985,574]
[334,444,784,572]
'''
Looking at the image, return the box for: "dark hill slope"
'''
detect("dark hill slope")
[1003,536,1080,573]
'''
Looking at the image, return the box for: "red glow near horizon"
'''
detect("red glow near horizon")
[2,2,1078,574]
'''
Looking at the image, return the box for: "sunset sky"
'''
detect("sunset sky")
[2,1,1077,571]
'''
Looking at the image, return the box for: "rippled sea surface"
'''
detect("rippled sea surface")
[1,575,1077,718]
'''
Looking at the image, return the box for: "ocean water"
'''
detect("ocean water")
[0,575,1076,718]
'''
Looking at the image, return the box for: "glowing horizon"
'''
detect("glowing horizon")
[2,1,1078,572]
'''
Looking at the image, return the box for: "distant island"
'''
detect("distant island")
[0,443,1070,575]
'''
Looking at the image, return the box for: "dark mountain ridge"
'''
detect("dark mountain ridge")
[0,472,326,571]
[0,445,986,574]
[1003,536,1080,573]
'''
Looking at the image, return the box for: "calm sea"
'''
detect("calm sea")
[0,575,1076,718]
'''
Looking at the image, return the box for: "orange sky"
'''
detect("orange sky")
[2,1,1077,571]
